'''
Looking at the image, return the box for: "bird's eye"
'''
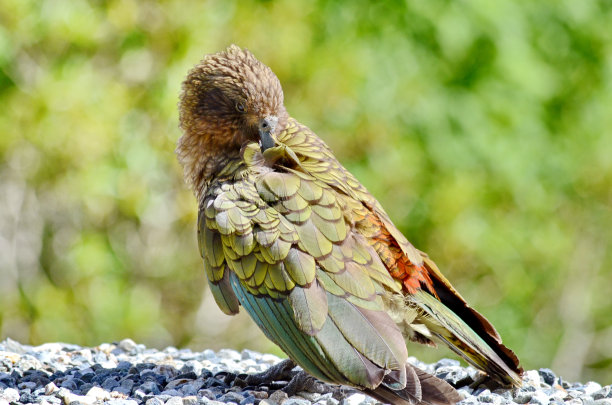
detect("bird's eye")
[236,103,246,113]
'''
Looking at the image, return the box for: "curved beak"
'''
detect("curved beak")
[258,116,278,152]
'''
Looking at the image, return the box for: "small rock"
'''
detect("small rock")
[160,389,182,396]
[241,350,258,361]
[595,399,612,405]
[345,393,368,405]
[59,378,78,391]
[129,389,145,400]
[154,364,180,380]
[118,339,138,352]
[1,387,20,402]
[102,376,120,391]
[528,390,550,405]
[297,391,321,401]
[165,397,183,405]
[260,354,282,365]
[198,389,218,400]
[166,378,195,390]
[538,368,556,385]
[18,380,37,390]
[140,380,162,395]
[202,350,217,360]
[458,386,474,398]
[436,366,472,386]
[180,383,199,396]
[219,391,245,403]
[594,387,612,400]
[459,397,479,405]
[183,396,198,405]
[45,382,60,395]
[477,389,500,404]
[146,399,164,405]
[585,382,604,395]
[217,350,241,362]
[86,386,111,400]
[239,396,256,405]
[435,359,460,369]
[247,390,268,400]
[283,397,310,405]
[106,400,139,405]
[57,390,96,405]
[183,361,204,376]
[522,369,542,387]
[310,393,335,405]
[513,390,533,404]
[268,390,289,404]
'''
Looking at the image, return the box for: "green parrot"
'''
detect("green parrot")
[176,45,522,405]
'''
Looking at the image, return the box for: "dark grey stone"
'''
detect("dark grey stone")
[102,376,120,391]
[219,391,245,403]
[139,380,161,395]
[538,368,556,385]
[239,395,256,405]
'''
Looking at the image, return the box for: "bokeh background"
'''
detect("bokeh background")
[1,0,611,384]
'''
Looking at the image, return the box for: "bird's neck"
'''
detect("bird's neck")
[176,132,243,198]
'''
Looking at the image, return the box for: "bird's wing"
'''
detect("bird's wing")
[275,119,523,386]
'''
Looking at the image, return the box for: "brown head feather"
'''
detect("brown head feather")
[177,45,287,193]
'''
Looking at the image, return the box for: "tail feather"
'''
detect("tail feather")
[413,289,522,386]
[365,363,462,405]
[419,257,523,386]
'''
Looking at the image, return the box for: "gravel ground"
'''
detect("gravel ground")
[0,338,610,405]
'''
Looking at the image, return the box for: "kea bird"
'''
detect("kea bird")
[176,45,522,405]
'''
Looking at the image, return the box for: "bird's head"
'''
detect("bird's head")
[177,45,288,190]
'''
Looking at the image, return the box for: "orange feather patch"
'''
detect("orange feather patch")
[364,212,437,296]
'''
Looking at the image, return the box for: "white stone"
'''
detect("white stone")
[118,338,137,352]
[217,349,241,361]
[165,397,183,405]
[284,398,310,405]
[1,388,20,402]
[585,381,604,395]
[346,393,368,405]
[182,396,198,405]
[58,390,96,405]
[106,400,138,405]
[261,353,283,364]
[45,382,59,395]
[529,391,549,405]
[86,386,111,400]
[522,369,542,386]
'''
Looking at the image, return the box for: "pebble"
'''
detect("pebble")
[594,387,612,400]
[0,338,610,405]
[284,396,312,405]
[0,388,19,402]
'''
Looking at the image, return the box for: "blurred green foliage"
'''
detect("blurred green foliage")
[1,0,611,383]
